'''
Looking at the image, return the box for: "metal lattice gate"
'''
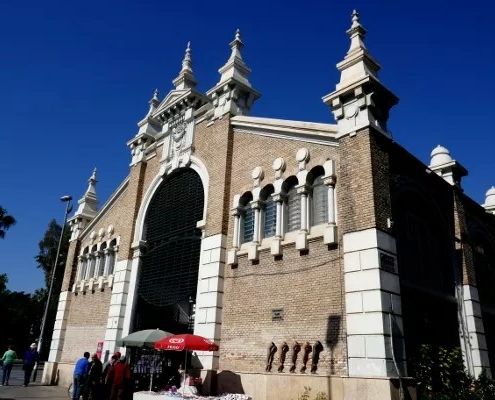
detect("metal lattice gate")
[136,168,204,333]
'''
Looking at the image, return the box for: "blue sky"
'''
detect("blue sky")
[1,0,494,293]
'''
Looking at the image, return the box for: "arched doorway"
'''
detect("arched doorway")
[135,168,204,334]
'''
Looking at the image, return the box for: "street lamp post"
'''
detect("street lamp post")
[34,195,72,381]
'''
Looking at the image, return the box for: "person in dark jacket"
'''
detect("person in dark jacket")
[22,343,39,386]
[83,353,103,400]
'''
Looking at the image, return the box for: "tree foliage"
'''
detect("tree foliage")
[0,206,16,239]
[0,274,43,353]
[416,344,495,399]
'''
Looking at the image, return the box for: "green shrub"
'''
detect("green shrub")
[416,344,495,399]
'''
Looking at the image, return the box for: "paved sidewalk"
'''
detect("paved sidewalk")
[0,365,68,400]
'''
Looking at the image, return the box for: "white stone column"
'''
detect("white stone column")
[47,290,71,363]
[323,176,338,244]
[194,234,225,370]
[248,202,260,261]
[343,228,406,377]
[296,185,309,250]
[103,247,131,356]
[460,285,491,377]
[232,210,241,249]
[270,194,284,255]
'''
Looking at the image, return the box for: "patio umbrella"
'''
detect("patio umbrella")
[154,333,219,352]
[116,328,172,348]
[154,334,219,397]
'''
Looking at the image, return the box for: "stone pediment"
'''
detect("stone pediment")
[152,88,210,121]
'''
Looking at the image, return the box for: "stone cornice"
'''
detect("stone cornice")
[231,116,338,146]
[78,178,129,238]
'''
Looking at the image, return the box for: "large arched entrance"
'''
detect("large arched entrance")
[135,168,204,334]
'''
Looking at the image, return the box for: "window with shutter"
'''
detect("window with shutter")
[286,184,301,232]
[98,243,107,276]
[263,198,276,237]
[261,185,276,238]
[243,205,255,243]
[312,176,327,225]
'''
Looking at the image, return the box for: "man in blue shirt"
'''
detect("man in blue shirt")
[73,352,90,400]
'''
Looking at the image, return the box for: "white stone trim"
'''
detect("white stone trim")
[343,228,405,378]
[459,285,491,377]
[133,155,209,245]
[194,233,225,370]
[103,259,131,355]
[48,291,71,363]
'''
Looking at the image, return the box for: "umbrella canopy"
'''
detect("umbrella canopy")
[154,333,219,351]
[117,329,172,348]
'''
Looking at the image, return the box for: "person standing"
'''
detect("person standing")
[106,356,132,400]
[83,353,103,400]
[72,352,90,400]
[102,354,119,399]
[22,343,39,386]
[1,345,18,386]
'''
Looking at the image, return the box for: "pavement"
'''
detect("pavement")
[0,365,68,400]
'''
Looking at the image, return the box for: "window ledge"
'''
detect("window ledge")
[72,274,114,293]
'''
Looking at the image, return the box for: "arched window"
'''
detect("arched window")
[107,239,117,276]
[78,247,89,281]
[308,166,327,226]
[239,192,254,243]
[283,176,300,233]
[260,185,276,238]
[87,245,98,279]
[98,242,107,277]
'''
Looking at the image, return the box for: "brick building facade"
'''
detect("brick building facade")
[42,11,495,400]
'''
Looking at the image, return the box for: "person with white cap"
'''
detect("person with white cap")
[22,343,39,386]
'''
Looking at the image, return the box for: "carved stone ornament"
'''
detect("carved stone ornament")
[173,121,188,143]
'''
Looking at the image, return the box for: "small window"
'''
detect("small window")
[98,243,107,276]
[285,178,300,232]
[107,239,117,276]
[261,185,276,238]
[239,192,254,243]
[312,175,327,226]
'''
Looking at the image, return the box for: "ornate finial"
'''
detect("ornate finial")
[90,168,97,183]
[181,41,193,72]
[346,9,367,53]
[229,29,244,57]
[152,88,159,101]
[351,10,359,26]
[173,41,197,89]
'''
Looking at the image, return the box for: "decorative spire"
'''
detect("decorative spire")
[206,29,260,117]
[322,10,398,137]
[347,10,367,54]
[74,168,99,218]
[228,29,244,62]
[146,88,160,116]
[428,145,467,188]
[173,42,197,90]
[483,186,495,215]
[217,29,251,87]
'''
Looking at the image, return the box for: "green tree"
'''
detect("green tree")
[0,274,42,352]
[0,206,16,239]
[33,219,70,357]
